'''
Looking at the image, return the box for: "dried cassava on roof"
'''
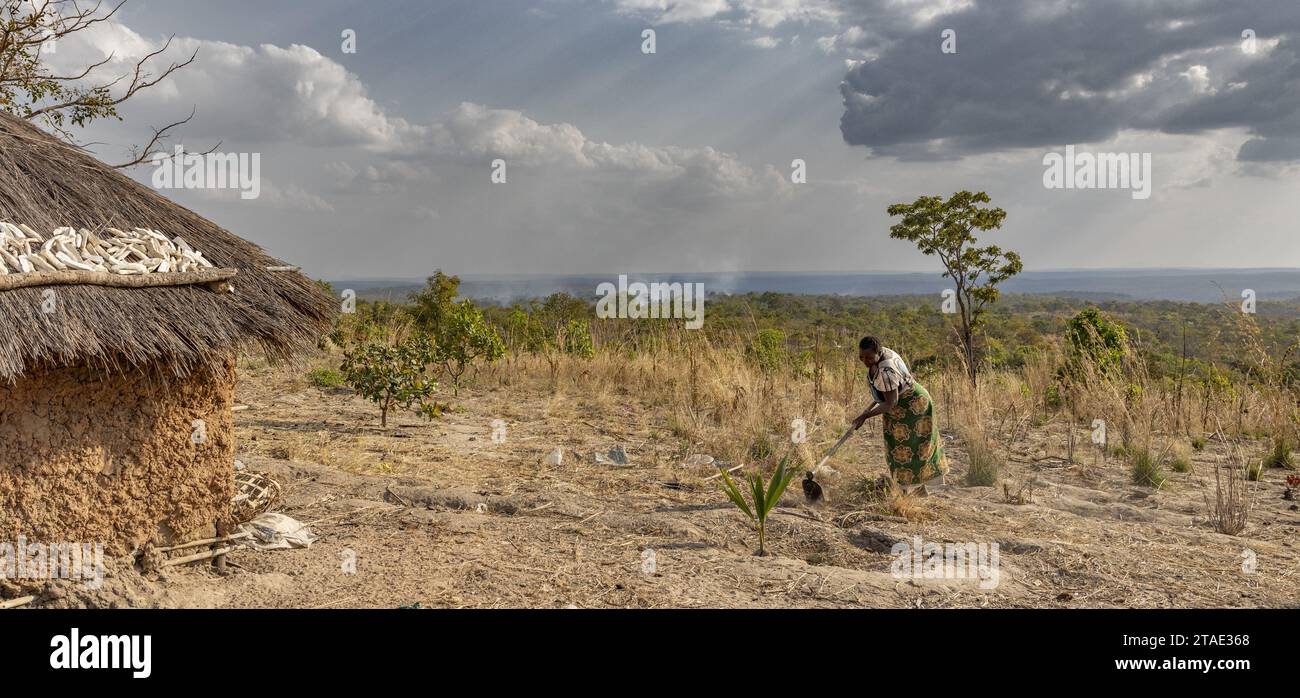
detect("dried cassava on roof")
[0,222,215,275]
[0,111,336,381]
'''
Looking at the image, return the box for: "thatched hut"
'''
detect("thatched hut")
[0,112,334,554]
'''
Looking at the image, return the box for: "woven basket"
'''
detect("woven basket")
[232,470,282,522]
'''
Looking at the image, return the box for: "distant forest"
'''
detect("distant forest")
[474,291,1300,386]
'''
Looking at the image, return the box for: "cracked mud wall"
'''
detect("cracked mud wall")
[0,357,235,554]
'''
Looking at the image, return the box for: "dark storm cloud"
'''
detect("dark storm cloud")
[835,0,1300,160]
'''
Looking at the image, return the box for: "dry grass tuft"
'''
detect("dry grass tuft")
[1167,440,1193,474]
[885,479,931,521]
[1208,466,1252,535]
[963,436,1002,487]
[1003,478,1037,504]
[1262,436,1295,470]
[1130,448,1168,489]
[1206,441,1255,536]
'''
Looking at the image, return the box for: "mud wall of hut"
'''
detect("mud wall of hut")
[0,358,235,554]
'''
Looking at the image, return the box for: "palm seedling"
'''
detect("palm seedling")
[716,456,798,556]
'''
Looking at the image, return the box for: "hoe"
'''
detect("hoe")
[802,425,857,503]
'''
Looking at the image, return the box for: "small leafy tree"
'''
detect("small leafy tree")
[406,272,507,393]
[562,319,595,359]
[513,309,594,383]
[535,292,590,329]
[340,334,441,427]
[503,307,533,354]
[408,270,461,333]
[1064,307,1129,377]
[431,300,506,394]
[716,456,798,556]
[747,328,787,375]
[887,191,1022,385]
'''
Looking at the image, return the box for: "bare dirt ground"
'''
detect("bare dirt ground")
[30,355,1300,608]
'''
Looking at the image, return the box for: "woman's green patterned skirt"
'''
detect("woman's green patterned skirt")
[882,382,946,485]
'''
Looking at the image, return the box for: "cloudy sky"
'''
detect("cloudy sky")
[48,0,1300,278]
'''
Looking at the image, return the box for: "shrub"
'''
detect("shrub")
[1245,459,1263,481]
[408,270,462,332]
[340,334,443,427]
[509,307,594,382]
[330,299,404,349]
[747,328,787,375]
[307,366,346,389]
[1044,383,1063,409]
[854,474,892,501]
[431,300,506,394]
[1064,307,1128,377]
[562,319,595,359]
[1191,437,1206,451]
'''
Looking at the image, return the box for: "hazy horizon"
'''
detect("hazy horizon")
[333,265,1300,282]
[333,267,1300,305]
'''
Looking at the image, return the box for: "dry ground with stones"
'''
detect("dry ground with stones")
[33,352,1300,609]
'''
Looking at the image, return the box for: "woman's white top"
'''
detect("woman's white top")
[870,347,915,396]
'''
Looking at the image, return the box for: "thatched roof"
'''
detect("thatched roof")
[0,111,336,381]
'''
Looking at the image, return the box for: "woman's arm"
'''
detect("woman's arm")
[851,388,898,429]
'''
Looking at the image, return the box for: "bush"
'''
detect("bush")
[562,319,595,359]
[508,306,594,383]
[408,270,461,331]
[431,300,506,394]
[340,334,443,427]
[1246,459,1264,481]
[747,328,787,375]
[1191,437,1206,450]
[854,474,892,501]
[1130,449,1167,488]
[307,366,346,389]
[1044,383,1063,409]
[1064,307,1128,377]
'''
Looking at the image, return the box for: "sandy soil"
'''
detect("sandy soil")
[20,355,1300,609]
